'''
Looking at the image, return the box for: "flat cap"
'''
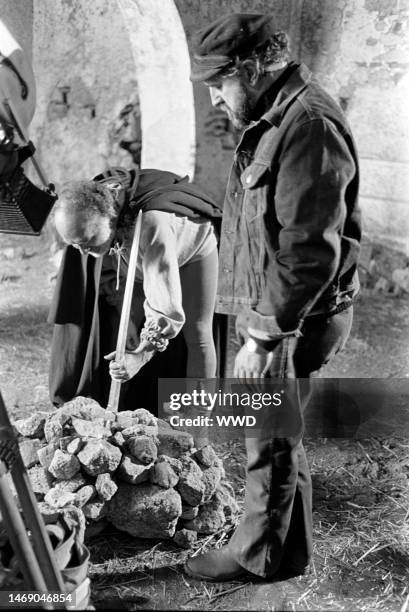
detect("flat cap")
[190,13,276,82]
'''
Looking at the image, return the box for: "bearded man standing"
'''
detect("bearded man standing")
[184,13,361,582]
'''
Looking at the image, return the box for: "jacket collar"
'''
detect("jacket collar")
[258,63,312,127]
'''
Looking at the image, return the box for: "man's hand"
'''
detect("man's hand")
[234,343,274,384]
[104,340,156,382]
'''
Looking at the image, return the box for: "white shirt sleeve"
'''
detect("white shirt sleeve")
[138,210,185,340]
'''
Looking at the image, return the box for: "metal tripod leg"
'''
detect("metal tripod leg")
[0,391,68,609]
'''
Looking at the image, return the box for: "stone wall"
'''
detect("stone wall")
[1,0,408,252]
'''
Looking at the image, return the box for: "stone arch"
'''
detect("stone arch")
[29,0,195,187]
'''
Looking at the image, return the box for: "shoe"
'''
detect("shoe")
[184,546,249,582]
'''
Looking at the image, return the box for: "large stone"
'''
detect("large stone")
[60,397,110,422]
[201,464,223,503]
[28,466,54,495]
[37,442,59,469]
[150,462,179,489]
[19,439,42,468]
[71,418,111,439]
[156,455,183,475]
[122,423,158,439]
[176,457,205,506]
[127,435,157,465]
[184,496,225,535]
[157,429,194,459]
[77,440,121,476]
[14,412,49,438]
[108,484,182,538]
[83,501,107,521]
[157,418,172,430]
[48,450,81,479]
[194,445,218,468]
[116,411,139,430]
[117,455,151,485]
[44,418,64,444]
[173,528,197,549]
[74,485,96,508]
[133,408,156,426]
[95,473,118,501]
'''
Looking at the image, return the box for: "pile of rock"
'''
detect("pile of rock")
[13,397,239,548]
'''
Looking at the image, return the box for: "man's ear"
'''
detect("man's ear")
[241,59,260,87]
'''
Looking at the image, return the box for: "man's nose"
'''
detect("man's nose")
[209,87,222,107]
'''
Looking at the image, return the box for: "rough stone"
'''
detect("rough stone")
[177,457,205,506]
[83,501,107,521]
[157,418,172,430]
[133,408,156,426]
[71,418,111,439]
[28,466,54,495]
[95,473,118,501]
[19,439,42,468]
[201,464,223,503]
[116,411,138,430]
[44,418,64,443]
[150,462,179,488]
[122,423,158,439]
[156,455,183,475]
[14,412,49,438]
[37,442,59,469]
[59,436,76,451]
[110,431,126,448]
[48,450,81,479]
[194,445,218,468]
[184,495,225,535]
[77,440,122,476]
[127,435,157,465]
[173,528,197,549]
[157,429,194,459]
[66,438,84,455]
[180,505,199,520]
[117,455,151,485]
[44,475,87,507]
[74,485,96,507]
[108,484,182,538]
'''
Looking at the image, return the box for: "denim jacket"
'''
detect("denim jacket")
[216,64,361,339]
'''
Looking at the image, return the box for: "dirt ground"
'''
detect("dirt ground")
[0,232,408,611]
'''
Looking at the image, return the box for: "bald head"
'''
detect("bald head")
[54,179,117,257]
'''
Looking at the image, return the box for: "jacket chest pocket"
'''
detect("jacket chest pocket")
[240,161,270,291]
[240,161,270,222]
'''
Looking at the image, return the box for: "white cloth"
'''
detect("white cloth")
[122,210,217,339]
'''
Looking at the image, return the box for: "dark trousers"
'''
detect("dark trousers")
[229,307,353,577]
